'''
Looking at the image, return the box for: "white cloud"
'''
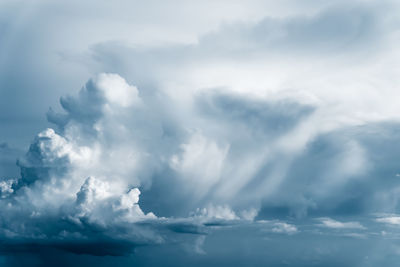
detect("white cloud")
[0,74,163,253]
[376,216,400,226]
[73,176,155,225]
[193,205,239,221]
[0,179,14,198]
[317,217,366,230]
[170,132,229,199]
[93,73,140,108]
[271,222,298,235]
[258,220,298,235]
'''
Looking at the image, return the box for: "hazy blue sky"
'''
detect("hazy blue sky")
[1,1,400,266]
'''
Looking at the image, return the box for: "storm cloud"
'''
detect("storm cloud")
[2,0,400,266]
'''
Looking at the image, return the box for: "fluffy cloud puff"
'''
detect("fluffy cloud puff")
[0,75,161,255]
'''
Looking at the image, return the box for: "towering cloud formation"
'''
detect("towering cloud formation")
[0,75,165,256]
[0,74,264,257]
[2,71,400,264]
[2,1,400,265]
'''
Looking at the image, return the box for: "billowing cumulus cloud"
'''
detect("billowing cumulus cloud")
[1,74,268,259]
[2,70,400,264]
[2,70,400,267]
[0,76,159,255]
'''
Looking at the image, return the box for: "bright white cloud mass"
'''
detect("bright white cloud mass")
[1,0,400,266]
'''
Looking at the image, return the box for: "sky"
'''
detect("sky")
[1,0,400,266]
